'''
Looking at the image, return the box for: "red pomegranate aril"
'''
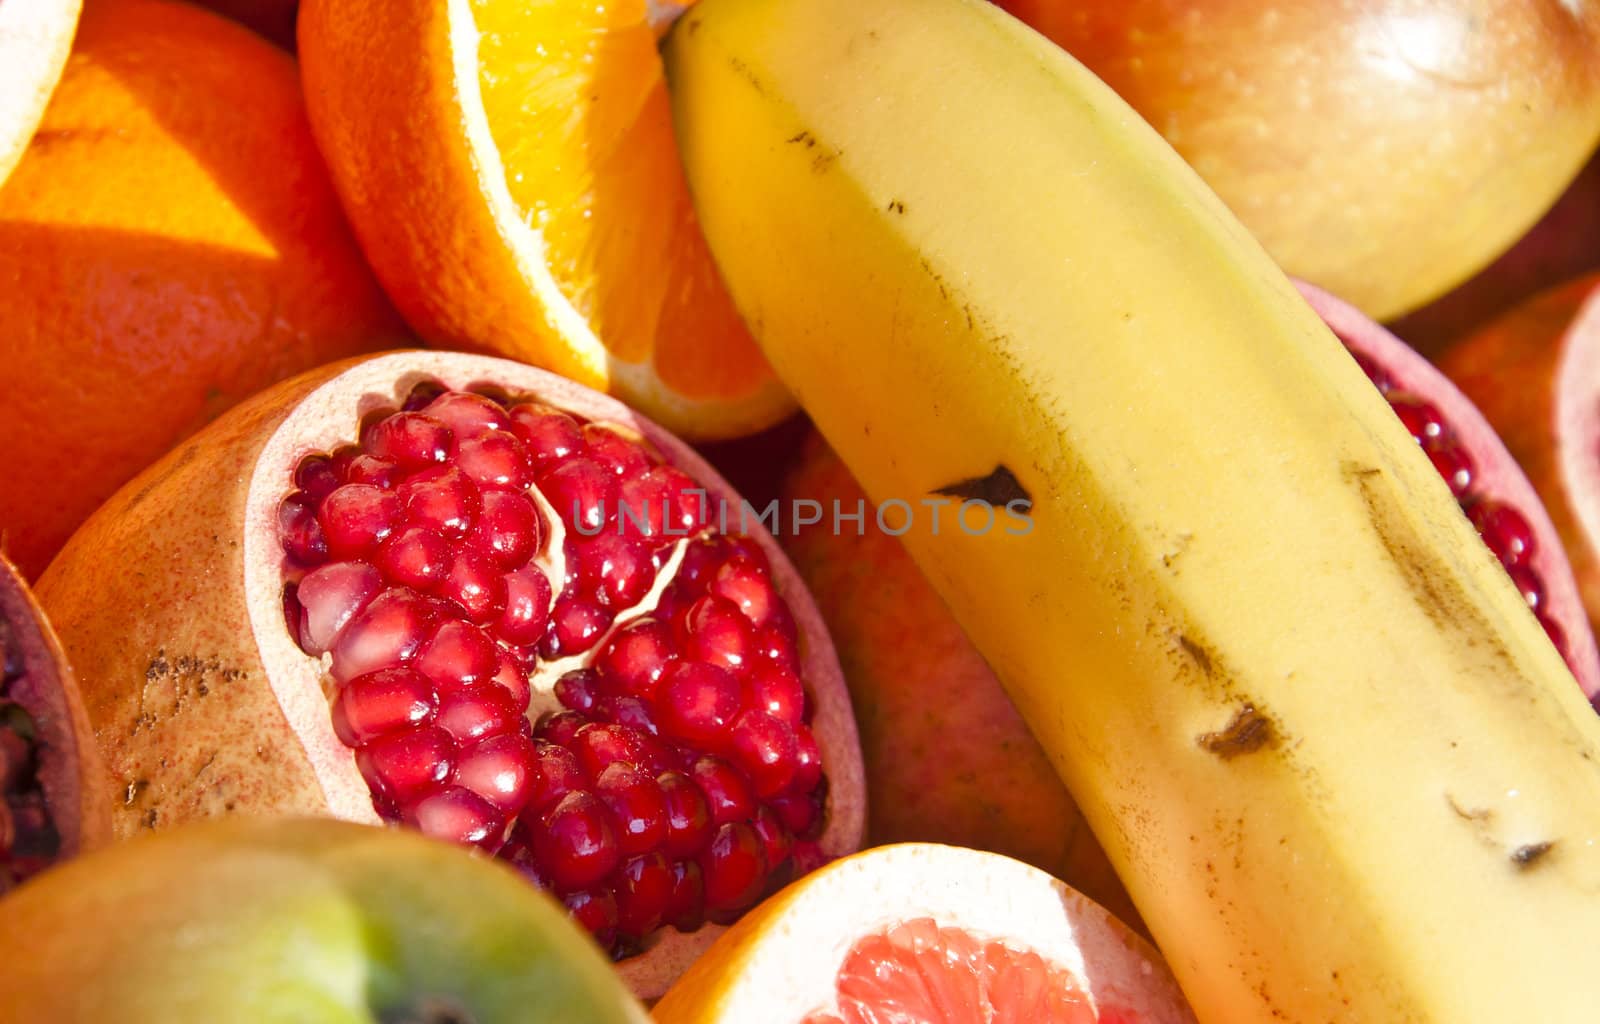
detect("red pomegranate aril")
[328,443,362,480]
[745,665,806,727]
[293,561,383,656]
[619,466,705,540]
[1388,393,1447,445]
[722,535,771,574]
[769,791,822,838]
[1468,499,1537,569]
[562,887,620,949]
[554,669,601,712]
[416,620,502,692]
[364,411,455,470]
[700,821,767,912]
[436,685,521,745]
[495,567,553,646]
[1507,563,1546,614]
[727,710,799,798]
[424,391,511,440]
[535,790,622,891]
[508,404,586,469]
[596,762,670,856]
[1352,351,1394,394]
[689,757,755,827]
[374,527,452,591]
[278,492,328,566]
[541,457,620,536]
[751,804,794,874]
[399,466,481,541]
[658,770,713,857]
[681,595,753,672]
[331,667,436,746]
[615,851,674,940]
[344,454,400,488]
[571,723,645,781]
[536,709,587,747]
[665,858,706,932]
[401,380,448,412]
[356,726,456,806]
[541,596,611,658]
[440,550,507,625]
[472,491,542,569]
[575,534,654,609]
[674,539,726,593]
[411,786,504,849]
[294,454,342,502]
[319,484,401,559]
[455,733,539,813]
[527,741,587,813]
[457,432,533,493]
[595,618,676,700]
[791,728,824,795]
[709,561,778,629]
[583,424,656,478]
[1423,437,1476,498]
[656,662,742,745]
[596,696,660,739]
[329,589,442,682]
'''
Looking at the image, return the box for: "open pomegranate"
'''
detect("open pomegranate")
[34,351,864,996]
[1438,273,1600,702]
[0,554,108,893]
[1298,282,1600,702]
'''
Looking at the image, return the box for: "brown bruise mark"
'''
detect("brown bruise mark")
[1512,840,1555,869]
[930,465,1032,510]
[1178,634,1214,677]
[1342,460,1519,679]
[383,998,475,1024]
[1197,704,1276,759]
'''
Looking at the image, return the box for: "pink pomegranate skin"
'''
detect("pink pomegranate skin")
[1299,281,1600,704]
[0,555,110,892]
[1440,273,1600,706]
[33,351,863,998]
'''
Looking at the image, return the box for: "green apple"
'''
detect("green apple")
[0,817,649,1023]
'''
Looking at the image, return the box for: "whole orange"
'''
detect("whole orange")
[0,0,403,578]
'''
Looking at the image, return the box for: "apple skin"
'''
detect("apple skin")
[996,0,1600,320]
[0,818,649,1024]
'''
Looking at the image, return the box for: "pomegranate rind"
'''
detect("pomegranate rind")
[653,842,1195,1023]
[0,553,110,873]
[1439,273,1600,703]
[1296,281,1600,702]
[35,351,863,999]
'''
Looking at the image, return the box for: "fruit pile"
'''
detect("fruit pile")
[2,0,1598,1021]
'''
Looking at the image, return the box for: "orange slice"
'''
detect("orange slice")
[0,0,82,188]
[298,0,793,440]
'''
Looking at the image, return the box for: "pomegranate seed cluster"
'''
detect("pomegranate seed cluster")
[0,621,57,894]
[1352,354,1568,658]
[278,383,826,955]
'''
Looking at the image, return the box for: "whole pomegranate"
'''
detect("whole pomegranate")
[35,352,864,998]
[997,0,1600,320]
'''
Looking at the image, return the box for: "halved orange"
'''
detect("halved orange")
[0,0,82,188]
[298,0,792,440]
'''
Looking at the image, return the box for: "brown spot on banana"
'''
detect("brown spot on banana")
[1197,704,1277,759]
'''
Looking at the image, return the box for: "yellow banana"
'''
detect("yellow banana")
[663,0,1600,1020]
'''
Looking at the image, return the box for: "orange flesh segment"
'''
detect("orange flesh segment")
[471,0,773,401]
[801,917,1141,1024]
